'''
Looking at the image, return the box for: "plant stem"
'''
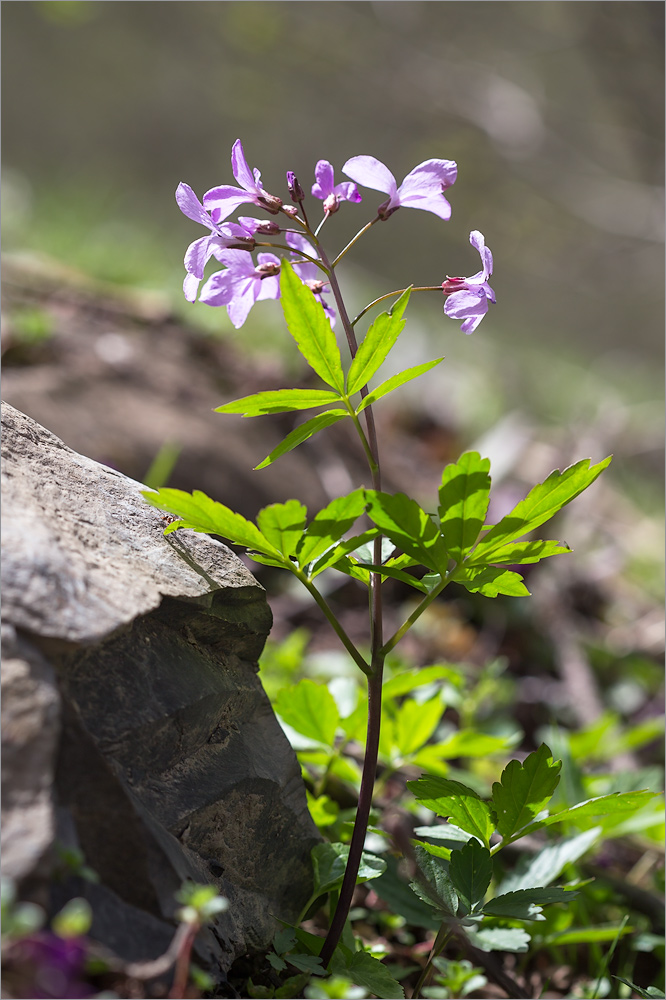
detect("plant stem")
[168,923,198,999]
[299,574,370,675]
[411,923,451,999]
[380,574,450,657]
[316,243,386,966]
[330,217,380,267]
[351,286,444,328]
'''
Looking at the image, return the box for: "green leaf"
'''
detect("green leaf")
[483,886,577,921]
[410,845,458,917]
[466,538,571,566]
[256,500,308,558]
[331,949,406,1000]
[472,456,612,561]
[275,680,340,746]
[356,358,444,412]
[438,452,491,562]
[346,287,411,395]
[534,790,660,833]
[492,744,561,842]
[448,839,492,913]
[364,491,449,573]
[393,696,444,757]
[453,565,530,598]
[497,827,601,894]
[296,490,367,567]
[215,388,342,416]
[285,953,325,975]
[332,557,431,593]
[280,260,345,392]
[465,926,530,953]
[414,729,517,765]
[310,529,379,578]
[311,843,386,896]
[372,856,439,930]
[614,979,666,999]
[254,409,349,470]
[141,488,281,557]
[407,776,495,848]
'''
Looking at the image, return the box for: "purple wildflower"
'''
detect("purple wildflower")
[311,160,362,214]
[203,139,282,224]
[10,933,94,999]
[199,250,281,328]
[176,182,263,302]
[442,230,496,334]
[286,233,336,325]
[342,154,457,220]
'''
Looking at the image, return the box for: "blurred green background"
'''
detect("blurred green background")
[3,1,664,344]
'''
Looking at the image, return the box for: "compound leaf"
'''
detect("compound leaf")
[256,500,308,558]
[280,260,345,392]
[448,839,492,913]
[438,451,491,562]
[492,744,562,842]
[356,358,444,412]
[254,409,349,470]
[347,287,412,396]
[407,776,495,848]
[215,388,341,416]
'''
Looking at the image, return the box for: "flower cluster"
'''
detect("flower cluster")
[177,139,495,332]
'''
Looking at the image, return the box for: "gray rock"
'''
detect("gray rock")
[1,401,319,983]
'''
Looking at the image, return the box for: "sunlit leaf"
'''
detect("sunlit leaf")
[142,487,281,557]
[254,409,349,470]
[472,456,612,561]
[483,886,576,921]
[492,744,562,841]
[275,680,339,746]
[454,564,530,597]
[407,776,495,848]
[364,490,449,573]
[346,287,411,395]
[438,451,491,562]
[215,388,342,416]
[296,490,367,567]
[280,260,345,392]
[465,926,530,953]
[256,500,308,558]
[356,358,444,412]
[466,538,571,566]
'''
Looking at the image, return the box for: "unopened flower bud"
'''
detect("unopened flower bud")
[281,205,299,218]
[286,171,305,204]
[323,193,340,215]
[305,279,326,295]
[257,192,283,215]
[254,220,281,235]
[256,261,281,279]
[377,198,399,221]
[228,237,256,252]
[441,276,467,295]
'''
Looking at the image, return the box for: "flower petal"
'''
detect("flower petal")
[444,287,489,334]
[184,235,218,280]
[342,155,397,199]
[203,186,256,223]
[183,272,201,303]
[231,139,257,192]
[312,160,335,199]
[227,280,260,328]
[469,230,493,280]
[333,181,362,203]
[176,182,218,230]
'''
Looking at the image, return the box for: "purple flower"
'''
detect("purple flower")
[311,160,362,214]
[342,154,457,220]
[286,233,336,325]
[442,230,496,334]
[176,182,261,302]
[203,139,282,224]
[10,933,94,999]
[199,250,281,328]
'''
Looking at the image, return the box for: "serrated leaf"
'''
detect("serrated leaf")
[295,490,367,567]
[330,948,405,1000]
[410,845,458,917]
[466,926,530,953]
[534,790,660,833]
[466,538,571,566]
[364,491,449,573]
[448,839,492,912]
[215,388,342,416]
[310,529,379,578]
[394,695,444,757]
[492,744,562,841]
[356,358,444,412]
[407,776,495,848]
[346,287,411,396]
[483,886,576,921]
[256,500,308,558]
[311,843,386,896]
[438,452,491,562]
[280,260,345,392]
[285,953,325,975]
[497,827,601,894]
[472,456,612,561]
[454,565,530,597]
[254,409,349,470]
[141,488,281,557]
[275,680,339,746]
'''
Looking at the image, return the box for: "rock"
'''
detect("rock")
[0,401,319,983]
